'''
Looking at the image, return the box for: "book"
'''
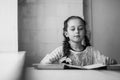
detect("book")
[32,63,120,70]
[33,63,107,70]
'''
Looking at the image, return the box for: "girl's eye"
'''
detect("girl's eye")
[70,28,75,31]
[78,27,84,30]
[70,27,75,31]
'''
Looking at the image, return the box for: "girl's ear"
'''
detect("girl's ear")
[64,31,69,37]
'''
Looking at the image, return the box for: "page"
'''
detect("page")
[64,64,107,70]
[83,64,106,69]
[33,64,64,70]
[64,64,83,69]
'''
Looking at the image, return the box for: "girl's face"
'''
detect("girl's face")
[65,18,85,43]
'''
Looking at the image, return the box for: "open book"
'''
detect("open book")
[33,63,110,70]
[33,63,120,70]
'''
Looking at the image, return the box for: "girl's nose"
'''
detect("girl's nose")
[75,29,79,33]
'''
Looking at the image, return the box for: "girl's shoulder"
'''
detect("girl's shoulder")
[52,46,63,52]
[84,46,102,59]
[85,46,100,53]
[50,46,63,55]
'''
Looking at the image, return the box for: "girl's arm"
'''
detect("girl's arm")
[93,47,117,65]
[40,46,63,64]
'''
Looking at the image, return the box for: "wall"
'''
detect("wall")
[0,0,17,52]
[92,0,120,62]
[18,0,83,66]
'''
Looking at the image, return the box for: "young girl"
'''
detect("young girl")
[40,16,117,66]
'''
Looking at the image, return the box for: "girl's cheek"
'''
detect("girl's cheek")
[80,31,84,36]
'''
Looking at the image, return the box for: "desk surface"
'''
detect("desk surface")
[25,67,120,80]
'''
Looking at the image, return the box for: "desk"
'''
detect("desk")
[25,67,120,80]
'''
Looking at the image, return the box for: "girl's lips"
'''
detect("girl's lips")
[74,35,80,37]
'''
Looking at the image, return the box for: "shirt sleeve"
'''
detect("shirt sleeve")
[92,47,117,65]
[40,46,63,64]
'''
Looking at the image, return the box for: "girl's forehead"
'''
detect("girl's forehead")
[67,18,84,25]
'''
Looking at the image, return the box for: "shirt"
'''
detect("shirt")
[40,46,117,66]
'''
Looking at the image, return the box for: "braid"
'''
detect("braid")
[63,39,71,57]
[84,35,91,47]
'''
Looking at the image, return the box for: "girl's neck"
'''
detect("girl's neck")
[69,41,84,52]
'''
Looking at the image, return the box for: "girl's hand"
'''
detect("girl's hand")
[105,57,117,65]
[59,57,72,64]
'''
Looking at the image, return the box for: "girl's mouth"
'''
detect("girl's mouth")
[74,35,80,37]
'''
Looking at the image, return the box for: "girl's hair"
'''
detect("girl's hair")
[63,16,91,57]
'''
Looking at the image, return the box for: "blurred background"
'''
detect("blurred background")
[18,0,120,67]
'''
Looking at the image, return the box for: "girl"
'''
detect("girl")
[40,16,117,66]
